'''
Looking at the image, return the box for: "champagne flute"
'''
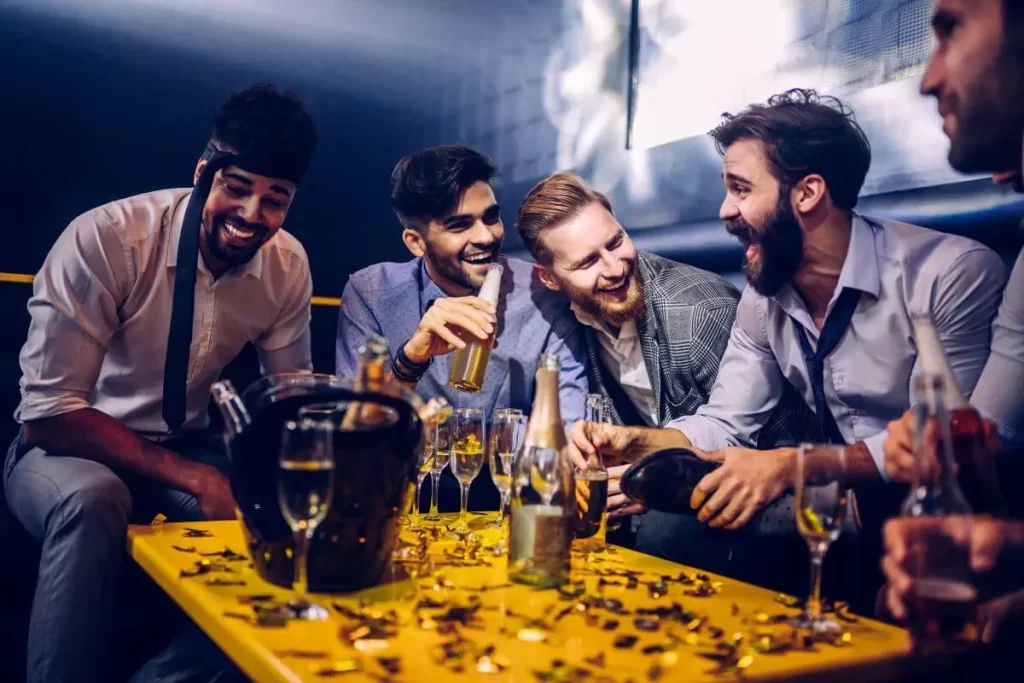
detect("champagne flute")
[790,443,848,634]
[489,409,526,536]
[530,443,566,505]
[424,421,451,522]
[278,418,335,621]
[410,420,436,529]
[450,408,485,537]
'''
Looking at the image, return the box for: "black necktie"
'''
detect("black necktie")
[793,287,861,444]
[162,154,233,432]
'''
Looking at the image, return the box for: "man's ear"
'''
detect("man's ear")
[791,174,827,216]
[193,158,207,186]
[402,226,427,258]
[534,264,562,292]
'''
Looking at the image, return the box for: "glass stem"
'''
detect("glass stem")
[459,482,470,528]
[807,546,826,621]
[413,478,425,527]
[429,471,440,516]
[293,526,310,596]
[497,490,509,526]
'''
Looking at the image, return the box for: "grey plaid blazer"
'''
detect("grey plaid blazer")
[586,252,815,449]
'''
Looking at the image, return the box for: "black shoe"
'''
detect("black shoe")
[620,448,717,515]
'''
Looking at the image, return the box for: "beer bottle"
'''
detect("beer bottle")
[573,394,609,551]
[449,262,503,393]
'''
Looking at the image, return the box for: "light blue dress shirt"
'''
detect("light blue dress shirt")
[336,256,588,421]
[668,215,1007,475]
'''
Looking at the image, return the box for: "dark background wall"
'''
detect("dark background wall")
[1,0,1023,444]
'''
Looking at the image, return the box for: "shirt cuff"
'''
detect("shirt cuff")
[15,391,91,423]
[861,430,889,481]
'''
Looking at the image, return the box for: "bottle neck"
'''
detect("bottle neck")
[525,368,565,449]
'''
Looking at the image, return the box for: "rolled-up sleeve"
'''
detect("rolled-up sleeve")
[970,249,1024,448]
[667,288,786,450]
[16,212,127,423]
[544,308,589,422]
[255,253,313,375]
[336,277,384,378]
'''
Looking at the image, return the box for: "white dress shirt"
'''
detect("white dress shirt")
[16,188,313,437]
[572,305,659,426]
[668,215,1007,475]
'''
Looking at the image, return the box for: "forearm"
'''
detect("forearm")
[23,408,211,494]
[630,426,694,459]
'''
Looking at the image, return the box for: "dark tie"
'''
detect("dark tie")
[162,153,233,432]
[793,287,861,444]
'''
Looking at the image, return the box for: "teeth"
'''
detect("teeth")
[225,223,254,239]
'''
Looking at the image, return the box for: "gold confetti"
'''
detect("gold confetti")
[517,628,547,643]
[311,660,362,677]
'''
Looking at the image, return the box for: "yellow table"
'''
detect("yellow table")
[128,517,915,682]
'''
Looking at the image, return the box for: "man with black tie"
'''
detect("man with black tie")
[3,83,317,683]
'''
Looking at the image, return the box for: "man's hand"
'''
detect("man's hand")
[881,516,1024,622]
[403,297,496,365]
[569,421,645,469]
[190,465,238,521]
[885,409,1002,485]
[607,464,646,519]
[569,422,691,470]
[689,447,793,530]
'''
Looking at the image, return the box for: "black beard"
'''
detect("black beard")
[424,241,502,292]
[205,215,267,267]
[727,192,804,297]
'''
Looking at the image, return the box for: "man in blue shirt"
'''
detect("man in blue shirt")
[336,145,588,508]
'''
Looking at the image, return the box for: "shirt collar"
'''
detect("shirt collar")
[166,189,264,280]
[571,303,639,344]
[418,257,449,313]
[776,213,879,310]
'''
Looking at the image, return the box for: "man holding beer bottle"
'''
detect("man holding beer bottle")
[336,145,588,509]
[882,0,1024,646]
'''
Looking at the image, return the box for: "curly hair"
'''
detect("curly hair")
[709,88,871,210]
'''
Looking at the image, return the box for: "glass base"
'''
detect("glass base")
[286,598,331,621]
[786,614,844,635]
[423,511,442,522]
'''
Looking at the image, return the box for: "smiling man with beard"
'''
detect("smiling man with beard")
[516,172,812,523]
[4,83,317,683]
[336,146,587,508]
[570,89,1007,609]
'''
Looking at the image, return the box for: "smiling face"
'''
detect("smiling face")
[536,200,643,328]
[921,0,1024,173]
[719,138,805,297]
[406,180,504,295]
[197,162,296,275]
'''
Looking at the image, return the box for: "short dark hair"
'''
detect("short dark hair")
[390,145,498,231]
[517,172,613,265]
[709,88,871,210]
[210,83,318,182]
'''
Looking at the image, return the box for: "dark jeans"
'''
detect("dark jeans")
[3,430,245,683]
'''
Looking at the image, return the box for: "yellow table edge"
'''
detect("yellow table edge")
[128,520,915,682]
[128,524,303,683]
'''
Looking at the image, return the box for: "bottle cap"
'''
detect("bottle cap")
[477,263,504,306]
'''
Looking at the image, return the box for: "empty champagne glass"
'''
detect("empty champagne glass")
[424,421,451,522]
[450,408,485,537]
[791,443,848,634]
[278,418,336,620]
[410,419,436,529]
[489,409,526,537]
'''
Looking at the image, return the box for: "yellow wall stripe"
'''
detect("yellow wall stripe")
[0,272,343,307]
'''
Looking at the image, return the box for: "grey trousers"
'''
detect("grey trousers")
[3,431,245,683]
